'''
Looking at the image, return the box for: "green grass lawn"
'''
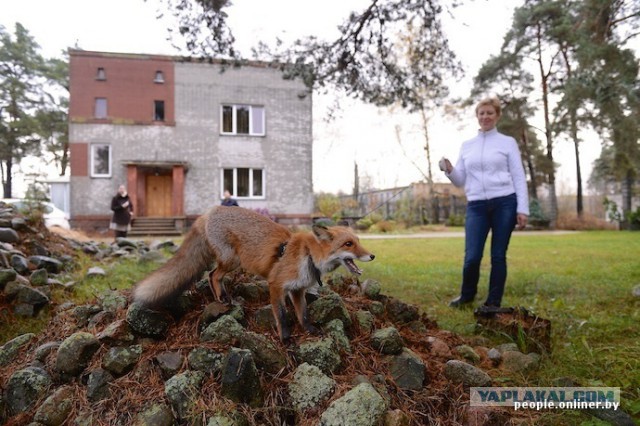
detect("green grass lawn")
[361,230,640,425]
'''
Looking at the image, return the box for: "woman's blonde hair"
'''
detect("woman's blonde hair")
[475,97,502,116]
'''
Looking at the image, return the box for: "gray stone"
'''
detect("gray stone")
[0,227,19,243]
[288,363,336,412]
[632,285,640,298]
[200,315,244,344]
[10,254,29,274]
[28,255,63,273]
[33,385,74,425]
[10,217,28,231]
[102,345,143,376]
[55,332,101,377]
[155,351,184,378]
[12,284,49,306]
[383,409,411,426]
[0,268,17,288]
[253,305,277,330]
[308,292,352,327]
[444,360,492,387]
[199,301,230,330]
[501,350,540,373]
[233,281,266,302]
[138,250,167,264]
[238,331,286,374]
[319,383,386,426]
[487,348,502,365]
[133,403,174,426]
[220,348,263,407]
[0,333,35,367]
[165,371,206,421]
[86,368,114,402]
[495,343,519,354]
[72,304,102,327]
[5,366,52,416]
[96,319,135,345]
[86,266,106,277]
[188,347,223,374]
[14,303,35,317]
[126,302,173,338]
[390,348,426,391]
[371,327,404,355]
[385,297,419,324]
[34,341,61,363]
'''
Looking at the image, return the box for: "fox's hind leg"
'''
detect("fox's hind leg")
[208,267,231,304]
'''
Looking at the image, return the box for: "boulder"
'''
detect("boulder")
[5,366,52,416]
[55,332,101,378]
[371,327,404,355]
[288,363,336,412]
[165,371,206,421]
[220,348,263,407]
[390,348,426,391]
[296,338,342,374]
[126,302,173,338]
[33,385,74,425]
[444,360,492,387]
[319,383,386,426]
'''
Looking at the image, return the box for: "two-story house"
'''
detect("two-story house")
[68,50,314,232]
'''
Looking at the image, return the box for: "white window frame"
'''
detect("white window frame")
[90,144,112,178]
[221,168,265,199]
[220,104,265,136]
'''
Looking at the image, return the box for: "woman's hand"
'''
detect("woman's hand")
[517,213,528,230]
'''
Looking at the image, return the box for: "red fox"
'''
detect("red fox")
[133,206,375,342]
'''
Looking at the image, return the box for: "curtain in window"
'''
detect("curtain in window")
[236,106,250,134]
[252,169,263,196]
[222,106,233,133]
[237,168,250,196]
[93,145,110,175]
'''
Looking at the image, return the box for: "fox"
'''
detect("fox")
[133,206,375,342]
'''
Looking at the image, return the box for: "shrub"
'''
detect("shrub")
[556,213,616,230]
[371,220,397,233]
[446,214,465,227]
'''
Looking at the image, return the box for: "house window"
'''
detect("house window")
[95,98,107,119]
[90,144,112,177]
[222,168,264,198]
[220,105,265,136]
[154,100,165,121]
[96,67,106,80]
[154,70,165,83]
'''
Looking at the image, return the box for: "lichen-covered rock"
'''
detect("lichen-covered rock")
[33,385,74,425]
[5,366,52,416]
[102,345,143,376]
[308,291,352,327]
[165,371,206,421]
[0,333,35,367]
[55,332,100,378]
[368,301,385,316]
[98,290,128,313]
[325,318,351,353]
[28,255,63,273]
[96,319,135,345]
[385,297,419,324]
[133,403,174,426]
[319,383,386,426]
[188,347,223,374]
[0,268,17,288]
[444,360,492,387]
[29,268,48,287]
[361,279,382,300]
[354,310,375,333]
[238,331,286,374]
[296,338,342,374]
[390,348,426,391]
[371,327,404,355]
[220,348,263,407]
[455,344,481,364]
[288,363,336,412]
[200,314,245,344]
[126,302,173,338]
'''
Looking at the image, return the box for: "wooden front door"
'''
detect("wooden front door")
[146,175,172,217]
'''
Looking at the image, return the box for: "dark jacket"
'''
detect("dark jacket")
[111,194,133,225]
[221,198,239,207]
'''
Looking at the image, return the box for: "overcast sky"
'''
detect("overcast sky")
[2,0,600,195]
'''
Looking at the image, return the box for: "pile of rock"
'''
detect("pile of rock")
[0,260,543,426]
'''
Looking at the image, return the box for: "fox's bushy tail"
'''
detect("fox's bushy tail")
[133,216,213,307]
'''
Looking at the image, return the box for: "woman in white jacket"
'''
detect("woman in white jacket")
[441,97,529,308]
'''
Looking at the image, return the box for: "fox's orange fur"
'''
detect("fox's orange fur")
[133,206,375,341]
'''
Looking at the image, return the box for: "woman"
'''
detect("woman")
[110,185,134,240]
[441,97,529,308]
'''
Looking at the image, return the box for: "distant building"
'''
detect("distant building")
[68,50,313,232]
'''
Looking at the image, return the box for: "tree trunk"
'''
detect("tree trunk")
[3,159,12,199]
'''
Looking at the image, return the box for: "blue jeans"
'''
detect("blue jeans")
[459,193,517,307]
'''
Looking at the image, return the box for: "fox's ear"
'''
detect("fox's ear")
[312,224,333,241]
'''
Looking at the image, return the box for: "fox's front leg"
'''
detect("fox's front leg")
[269,287,291,343]
[208,268,230,304]
[289,289,320,336]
